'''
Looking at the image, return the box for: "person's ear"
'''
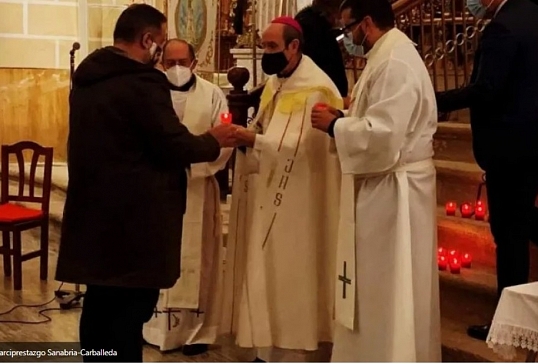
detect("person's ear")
[141,32,152,49]
[191,59,198,70]
[290,39,300,52]
[363,16,373,30]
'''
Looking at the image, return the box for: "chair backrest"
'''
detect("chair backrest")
[0,141,54,214]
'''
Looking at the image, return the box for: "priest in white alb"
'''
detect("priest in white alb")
[311,0,441,361]
[143,38,232,356]
[220,17,342,362]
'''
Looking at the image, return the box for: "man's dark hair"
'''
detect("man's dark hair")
[312,0,340,15]
[340,0,396,30]
[162,39,196,61]
[283,25,304,51]
[113,4,167,43]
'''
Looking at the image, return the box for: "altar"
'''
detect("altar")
[487,282,538,361]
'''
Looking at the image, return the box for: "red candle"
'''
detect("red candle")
[438,247,447,257]
[449,258,461,274]
[438,255,447,270]
[475,205,486,220]
[448,249,459,259]
[220,112,232,124]
[476,200,484,207]
[461,253,472,268]
[314,102,328,111]
[460,203,473,218]
[445,201,457,216]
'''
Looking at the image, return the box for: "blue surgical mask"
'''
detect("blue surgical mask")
[466,0,492,19]
[343,34,364,57]
[343,23,367,57]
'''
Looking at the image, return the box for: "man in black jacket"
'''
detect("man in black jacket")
[55,4,236,362]
[295,0,349,98]
[436,0,538,341]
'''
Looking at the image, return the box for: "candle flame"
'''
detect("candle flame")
[220,112,232,124]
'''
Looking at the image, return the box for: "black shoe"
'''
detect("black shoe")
[253,358,266,362]
[467,323,491,341]
[182,344,208,356]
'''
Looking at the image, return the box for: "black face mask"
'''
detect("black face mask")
[261,51,289,75]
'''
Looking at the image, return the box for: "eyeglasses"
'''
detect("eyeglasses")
[335,20,359,41]
[342,20,360,32]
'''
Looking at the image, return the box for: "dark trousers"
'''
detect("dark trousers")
[486,167,538,298]
[79,285,159,362]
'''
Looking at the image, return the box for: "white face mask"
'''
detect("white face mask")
[148,42,161,65]
[166,65,192,87]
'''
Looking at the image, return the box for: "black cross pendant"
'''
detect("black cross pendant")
[338,261,352,299]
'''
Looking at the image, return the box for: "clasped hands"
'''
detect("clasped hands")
[310,103,340,132]
[208,123,256,148]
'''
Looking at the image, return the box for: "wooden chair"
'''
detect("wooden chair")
[0,141,53,290]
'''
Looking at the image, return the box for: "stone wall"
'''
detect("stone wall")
[0,0,156,160]
[87,0,125,53]
[0,0,78,69]
[0,0,78,160]
[0,69,70,160]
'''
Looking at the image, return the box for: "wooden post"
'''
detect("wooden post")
[227,66,251,127]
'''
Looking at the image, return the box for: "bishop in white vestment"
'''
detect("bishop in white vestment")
[143,39,232,356]
[221,17,342,362]
[311,2,441,361]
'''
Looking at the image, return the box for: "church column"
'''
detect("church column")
[85,0,126,54]
[78,0,89,59]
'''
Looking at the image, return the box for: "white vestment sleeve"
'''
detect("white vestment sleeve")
[190,87,232,179]
[333,59,419,174]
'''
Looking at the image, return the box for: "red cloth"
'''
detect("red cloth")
[0,203,43,223]
[271,16,303,33]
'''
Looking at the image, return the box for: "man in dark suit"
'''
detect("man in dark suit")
[295,0,349,98]
[55,4,236,362]
[436,0,538,341]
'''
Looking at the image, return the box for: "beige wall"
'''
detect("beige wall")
[0,0,78,69]
[0,68,70,160]
[0,0,129,161]
[0,0,167,161]
[87,0,125,53]
[86,0,165,52]
[0,0,166,69]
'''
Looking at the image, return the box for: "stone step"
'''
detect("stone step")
[446,109,471,123]
[434,122,475,164]
[438,206,538,275]
[435,160,485,207]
